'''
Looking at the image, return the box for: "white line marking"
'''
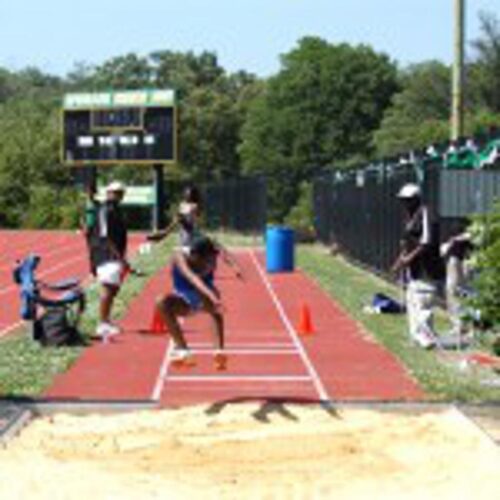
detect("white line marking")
[249,251,330,401]
[151,339,173,401]
[0,321,23,339]
[189,342,294,349]
[0,237,83,275]
[189,348,298,355]
[166,375,312,382]
[0,254,88,297]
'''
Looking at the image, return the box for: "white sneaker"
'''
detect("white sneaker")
[96,322,121,339]
[170,348,195,367]
[413,329,436,349]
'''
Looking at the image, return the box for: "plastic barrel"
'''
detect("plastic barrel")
[265,226,295,273]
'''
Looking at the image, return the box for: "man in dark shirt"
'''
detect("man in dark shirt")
[392,183,443,349]
[89,181,128,339]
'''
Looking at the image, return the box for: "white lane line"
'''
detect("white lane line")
[189,348,298,355]
[189,342,294,349]
[249,251,330,401]
[0,239,143,338]
[0,236,83,274]
[0,254,88,297]
[151,339,174,401]
[166,375,312,382]
[0,321,23,339]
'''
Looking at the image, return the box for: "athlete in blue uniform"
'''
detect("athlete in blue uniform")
[156,236,226,369]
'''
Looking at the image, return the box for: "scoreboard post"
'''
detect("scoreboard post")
[62,89,177,230]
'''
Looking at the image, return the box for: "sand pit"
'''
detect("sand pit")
[0,404,499,499]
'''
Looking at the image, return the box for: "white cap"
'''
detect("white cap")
[397,183,421,199]
[106,181,126,193]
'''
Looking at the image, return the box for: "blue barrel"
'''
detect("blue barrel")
[266,226,295,273]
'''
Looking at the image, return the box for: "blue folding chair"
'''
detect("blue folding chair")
[13,254,85,343]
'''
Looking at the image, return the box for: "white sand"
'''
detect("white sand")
[1,404,499,500]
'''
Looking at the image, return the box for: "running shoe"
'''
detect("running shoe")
[170,348,196,368]
[214,351,228,371]
[96,322,121,339]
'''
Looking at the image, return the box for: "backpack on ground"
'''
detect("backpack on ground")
[33,307,83,347]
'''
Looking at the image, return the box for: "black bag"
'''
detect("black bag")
[33,308,83,347]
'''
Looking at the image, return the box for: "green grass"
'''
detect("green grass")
[297,245,500,402]
[207,230,263,248]
[0,238,174,398]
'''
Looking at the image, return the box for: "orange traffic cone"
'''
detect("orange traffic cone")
[298,303,314,335]
[148,307,168,334]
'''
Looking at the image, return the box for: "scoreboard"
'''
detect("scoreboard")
[62,89,177,165]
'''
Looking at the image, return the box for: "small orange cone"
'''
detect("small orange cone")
[148,307,168,334]
[298,303,314,335]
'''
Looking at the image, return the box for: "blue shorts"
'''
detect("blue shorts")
[172,265,214,310]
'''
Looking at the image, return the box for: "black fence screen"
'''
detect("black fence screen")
[314,163,500,275]
[202,176,267,233]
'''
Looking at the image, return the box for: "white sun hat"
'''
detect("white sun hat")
[106,181,126,193]
[397,183,421,199]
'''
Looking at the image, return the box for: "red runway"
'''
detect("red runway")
[0,230,143,338]
[46,250,425,404]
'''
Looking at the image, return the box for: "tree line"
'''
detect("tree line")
[1,11,500,227]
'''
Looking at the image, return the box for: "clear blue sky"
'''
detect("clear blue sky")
[1,0,499,77]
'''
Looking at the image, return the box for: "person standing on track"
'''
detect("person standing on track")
[147,185,202,251]
[156,236,227,370]
[89,181,128,339]
[148,185,244,278]
[81,182,101,276]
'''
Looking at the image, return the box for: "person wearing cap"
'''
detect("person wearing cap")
[89,181,128,339]
[392,183,444,349]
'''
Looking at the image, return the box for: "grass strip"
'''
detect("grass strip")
[298,245,500,402]
[0,239,173,397]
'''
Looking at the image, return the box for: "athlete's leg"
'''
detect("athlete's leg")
[156,294,191,349]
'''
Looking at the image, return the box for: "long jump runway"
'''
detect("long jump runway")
[0,230,143,339]
[46,250,425,405]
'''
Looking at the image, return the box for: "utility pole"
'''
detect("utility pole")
[451,0,465,140]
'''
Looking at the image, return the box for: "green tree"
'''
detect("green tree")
[471,202,500,328]
[91,53,153,90]
[469,11,500,113]
[373,61,451,157]
[0,96,71,227]
[240,37,398,219]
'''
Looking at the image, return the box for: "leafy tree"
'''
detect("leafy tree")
[90,53,153,90]
[470,202,500,328]
[0,96,70,226]
[240,36,398,219]
[469,11,500,113]
[284,181,314,238]
[373,61,451,157]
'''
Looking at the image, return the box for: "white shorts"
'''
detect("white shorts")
[96,261,124,287]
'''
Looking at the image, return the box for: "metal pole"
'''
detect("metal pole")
[87,166,97,195]
[152,164,166,232]
[451,0,465,140]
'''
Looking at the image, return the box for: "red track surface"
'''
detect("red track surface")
[0,230,143,338]
[46,250,425,404]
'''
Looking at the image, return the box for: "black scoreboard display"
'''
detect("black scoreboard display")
[62,89,177,165]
